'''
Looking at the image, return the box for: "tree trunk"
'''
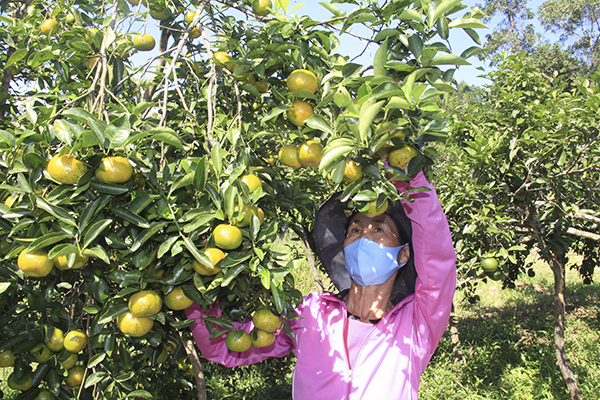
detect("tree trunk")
[298,227,324,293]
[549,253,584,400]
[181,332,208,400]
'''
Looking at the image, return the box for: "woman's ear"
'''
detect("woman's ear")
[397,244,410,264]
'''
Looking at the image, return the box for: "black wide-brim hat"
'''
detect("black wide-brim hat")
[315,193,417,305]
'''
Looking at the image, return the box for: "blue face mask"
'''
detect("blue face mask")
[344,238,408,286]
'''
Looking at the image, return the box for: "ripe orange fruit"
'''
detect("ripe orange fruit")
[252,0,272,16]
[117,312,154,337]
[213,224,243,250]
[287,100,313,127]
[481,257,499,273]
[278,145,302,168]
[253,308,281,333]
[129,290,163,317]
[214,51,237,72]
[257,208,265,225]
[365,199,389,216]
[190,27,200,38]
[225,330,252,352]
[95,156,133,183]
[7,371,33,391]
[4,195,17,207]
[145,262,165,277]
[184,10,196,24]
[193,248,225,275]
[53,252,89,270]
[133,34,155,51]
[40,18,59,36]
[64,330,88,353]
[298,140,323,167]
[18,249,54,278]
[253,80,269,93]
[46,327,65,352]
[88,56,99,71]
[164,287,194,310]
[30,343,53,363]
[35,389,55,400]
[114,38,131,57]
[85,28,102,45]
[0,348,16,367]
[65,365,86,387]
[388,145,417,169]
[0,238,11,256]
[287,69,318,93]
[232,204,259,228]
[343,159,363,183]
[150,6,171,20]
[251,328,275,348]
[241,174,261,192]
[59,352,78,370]
[47,154,88,184]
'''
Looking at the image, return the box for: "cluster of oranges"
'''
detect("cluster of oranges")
[225,307,281,351]
[15,154,134,279]
[1,328,89,393]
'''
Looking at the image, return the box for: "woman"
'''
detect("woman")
[185,171,456,399]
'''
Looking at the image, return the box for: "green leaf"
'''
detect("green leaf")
[431,0,463,28]
[83,219,113,249]
[319,138,357,172]
[374,38,388,77]
[27,233,73,252]
[359,100,385,143]
[6,49,27,68]
[193,157,208,191]
[398,8,423,23]
[63,108,107,147]
[261,106,287,123]
[428,54,470,66]
[85,371,108,388]
[374,29,400,42]
[0,130,15,147]
[342,63,362,78]
[319,1,343,16]
[305,114,333,134]
[97,302,129,324]
[158,236,178,259]
[130,222,169,253]
[125,390,154,399]
[181,236,205,263]
[448,18,487,29]
[112,207,150,228]
[221,264,247,287]
[148,128,184,150]
[36,198,77,227]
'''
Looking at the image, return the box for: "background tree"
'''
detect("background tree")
[476,0,539,59]
[538,0,600,75]
[438,53,600,400]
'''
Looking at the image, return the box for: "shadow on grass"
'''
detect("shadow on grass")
[421,278,600,400]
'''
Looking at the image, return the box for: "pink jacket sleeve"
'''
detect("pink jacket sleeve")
[394,171,457,353]
[185,302,294,367]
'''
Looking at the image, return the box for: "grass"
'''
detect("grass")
[420,256,600,400]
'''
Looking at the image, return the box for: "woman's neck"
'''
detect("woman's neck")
[343,273,397,323]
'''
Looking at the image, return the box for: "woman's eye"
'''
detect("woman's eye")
[375,227,383,232]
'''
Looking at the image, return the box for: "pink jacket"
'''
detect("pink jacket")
[186,171,456,399]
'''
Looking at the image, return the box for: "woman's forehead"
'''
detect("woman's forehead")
[349,212,398,230]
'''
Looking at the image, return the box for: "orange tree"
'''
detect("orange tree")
[0,0,484,398]
[436,53,600,400]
